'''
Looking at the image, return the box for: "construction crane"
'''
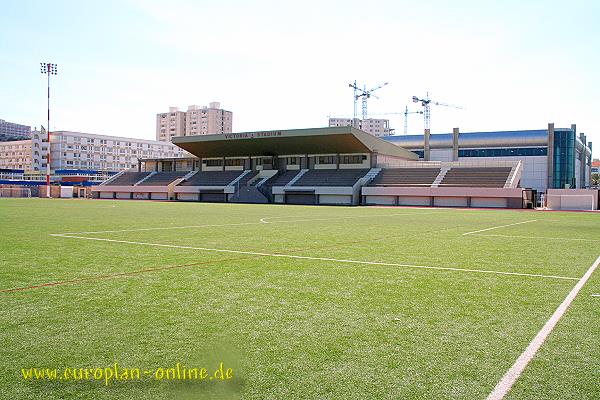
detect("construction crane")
[412,92,462,131]
[403,106,423,135]
[369,106,423,134]
[349,81,389,123]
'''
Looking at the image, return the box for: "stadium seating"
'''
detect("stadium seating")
[439,167,512,188]
[236,170,260,186]
[108,172,151,186]
[178,171,243,186]
[368,168,441,187]
[269,170,301,186]
[136,172,188,186]
[291,169,370,187]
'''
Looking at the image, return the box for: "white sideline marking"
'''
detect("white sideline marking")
[469,234,600,242]
[54,212,436,235]
[50,234,579,281]
[462,220,538,236]
[487,254,600,400]
[591,294,600,297]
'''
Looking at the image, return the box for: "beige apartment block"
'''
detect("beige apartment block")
[156,102,233,142]
[156,107,186,142]
[2,130,188,172]
[45,131,188,171]
[328,117,393,137]
[0,139,33,170]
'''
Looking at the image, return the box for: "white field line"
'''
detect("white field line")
[487,254,600,400]
[50,234,579,281]
[591,294,600,297]
[257,212,437,224]
[469,233,600,242]
[462,220,538,236]
[54,212,437,235]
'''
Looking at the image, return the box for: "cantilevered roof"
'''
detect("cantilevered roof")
[172,127,418,160]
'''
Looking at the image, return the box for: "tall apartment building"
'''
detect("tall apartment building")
[328,117,393,137]
[156,102,233,142]
[0,129,187,172]
[0,118,31,141]
[0,140,35,170]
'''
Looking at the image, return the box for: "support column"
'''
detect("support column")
[571,124,577,188]
[424,129,431,161]
[452,127,459,161]
[547,123,554,189]
[579,132,586,188]
[588,141,593,189]
[371,153,378,168]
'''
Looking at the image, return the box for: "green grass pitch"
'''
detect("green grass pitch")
[1,198,599,399]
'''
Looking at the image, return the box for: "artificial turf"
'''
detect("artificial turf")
[0,198,598,399]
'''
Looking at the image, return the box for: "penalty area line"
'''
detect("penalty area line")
[486,254,600,400]
[467,233,600,242]
[462,220,537,236]
[53,211,439,235]
[50,234,580,281]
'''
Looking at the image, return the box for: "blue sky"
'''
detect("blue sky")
[1,0,598,151]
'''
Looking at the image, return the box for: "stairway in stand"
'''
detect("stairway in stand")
[231,185,270,204]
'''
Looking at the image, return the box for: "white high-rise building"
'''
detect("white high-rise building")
[0,130,187,172]
[328,117,393,137]
[0,118,31,141]
[156,102,233,142]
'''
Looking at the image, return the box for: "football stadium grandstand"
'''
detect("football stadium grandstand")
[91,126,560,209]
[384,124,593,192]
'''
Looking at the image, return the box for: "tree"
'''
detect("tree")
[592,173,600,186]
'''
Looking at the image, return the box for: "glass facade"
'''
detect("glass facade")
[552,130,576,189]
[412,147,547,159]
[459,147,547,158]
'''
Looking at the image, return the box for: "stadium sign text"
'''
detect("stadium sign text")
[224,131,283,140]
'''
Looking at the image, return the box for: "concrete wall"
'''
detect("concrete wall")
[429,149,453,162]
[470,197,508,208]
[398,196,431,206]
[433,197,468,207]
[362,186,523,209]
[457,155,547,192]
[177,193,199,201]
[319,194,352,205]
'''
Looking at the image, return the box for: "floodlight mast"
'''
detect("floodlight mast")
[40,62,57,198]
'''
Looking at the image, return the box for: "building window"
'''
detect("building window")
[225,159,243,167]
[204,159,223,167]
[317,156,335,164]
[458,147,548,158]
[340,155,366,164]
